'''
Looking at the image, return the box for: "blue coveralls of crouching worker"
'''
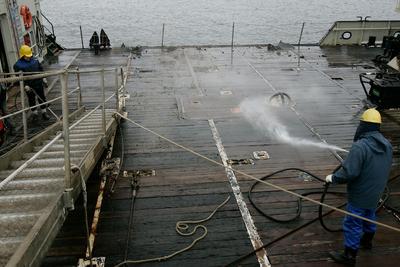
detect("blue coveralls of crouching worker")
[325,108,392,266]
[13,45,50,120]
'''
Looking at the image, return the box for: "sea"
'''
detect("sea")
[41,0,400,48]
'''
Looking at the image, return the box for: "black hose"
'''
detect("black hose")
[226,167,397,266]
[225,201,347,267]
[249,167,343,232]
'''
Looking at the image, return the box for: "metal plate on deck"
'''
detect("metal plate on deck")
[227,159,254,165]
[78,257,106,267]
[178,96,244,120]
[220,90,233,96]
[253,151,270,160]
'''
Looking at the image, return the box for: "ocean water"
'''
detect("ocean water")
[41,0,400,48]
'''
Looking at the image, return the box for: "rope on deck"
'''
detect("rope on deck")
[115,112,400,234]
[114,195,231,267]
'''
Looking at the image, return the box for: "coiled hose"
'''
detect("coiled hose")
[225,167,397,266]
[248,167,344,232]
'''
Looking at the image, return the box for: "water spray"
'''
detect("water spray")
[240,98,349,153]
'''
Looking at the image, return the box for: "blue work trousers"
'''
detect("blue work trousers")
[343,203,376,250]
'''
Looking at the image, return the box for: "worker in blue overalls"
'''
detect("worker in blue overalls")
[13,45,50,120]
[326,108,392,266]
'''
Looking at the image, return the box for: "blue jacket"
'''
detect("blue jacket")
[13,57,44,88]
[333,131,392,209]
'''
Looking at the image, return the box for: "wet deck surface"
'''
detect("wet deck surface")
[42,46,400,266]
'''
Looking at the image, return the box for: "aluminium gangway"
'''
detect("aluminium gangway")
[0,66,128,267]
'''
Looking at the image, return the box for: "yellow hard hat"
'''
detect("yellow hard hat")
[361,108,381,124]
[19,45,32,58]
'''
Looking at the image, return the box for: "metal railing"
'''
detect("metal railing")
[40,11,55,37]
[0,66,127,194]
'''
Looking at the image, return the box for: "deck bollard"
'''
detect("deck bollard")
[60,71,72,189]
[76,67,82,109]
[101,68,106,136]
[19,72,28,142]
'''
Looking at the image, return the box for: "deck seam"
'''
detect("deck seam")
[208,119,270,267]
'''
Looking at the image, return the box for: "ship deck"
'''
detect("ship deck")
[42,45,400,267]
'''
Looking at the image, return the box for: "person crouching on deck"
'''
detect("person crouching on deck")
[325,108,392,266]
[13,45,50,121]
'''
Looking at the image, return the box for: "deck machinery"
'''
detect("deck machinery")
[360,36,400,109]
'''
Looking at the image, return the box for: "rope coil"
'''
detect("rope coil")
[114,196,231,266]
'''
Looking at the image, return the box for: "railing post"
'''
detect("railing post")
[19,72,28,142]
[80,25,84,49]
[101,68,106,136]
[120,67,124,89]
[297,22,305,68]
[60,71,71,190]
[115,68,119,112]
[231,22,235,51]
[121,67,126,98]
[76,67,82,109]
[161,23,165,48]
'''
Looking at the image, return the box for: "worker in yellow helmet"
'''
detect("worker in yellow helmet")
[325,108,392,266]
[13,45,50,120]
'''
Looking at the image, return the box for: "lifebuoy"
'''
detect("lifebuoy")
[20,5,33,30]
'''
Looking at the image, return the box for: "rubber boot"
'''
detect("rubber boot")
[41,110,50,120]
[31,110,39,121]
[329,247,357,266]
[360,232,374,249]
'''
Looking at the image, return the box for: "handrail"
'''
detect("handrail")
[42,24,53,36]
[0,67,120,79]
[40,11,55,36]
[0,67,123,121]
[0,70,65,83]
[0,85,120,191]
[0,54,132,212]
[0,86,80,121]
[0,100,109,190]
[0,59,130,191]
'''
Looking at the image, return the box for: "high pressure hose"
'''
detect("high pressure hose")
[248,167,344,232]
[226,167,397,266]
